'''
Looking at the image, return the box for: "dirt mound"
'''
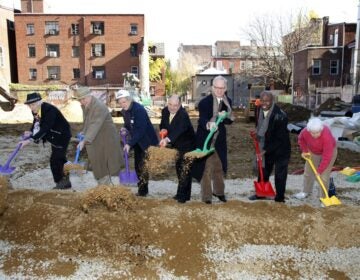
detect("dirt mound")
[80,185,137,212]
[277,102,312,122]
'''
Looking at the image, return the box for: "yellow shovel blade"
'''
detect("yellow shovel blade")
[320,195,342,207]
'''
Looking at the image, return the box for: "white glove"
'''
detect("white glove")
[124,144,130,153]
[206,122,218,131]
[77,140,85,151]
[159,137,170,147]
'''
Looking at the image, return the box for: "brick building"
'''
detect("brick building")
[15,0,144,87]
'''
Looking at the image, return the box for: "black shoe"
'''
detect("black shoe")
[213,193,227,202]
[136,192,147,197]
[53,180,71,190]
[177,198,186,204]
[172,195,179,200]
[248,194,265,201]
[205,200,212,204]
[274,196,285,203]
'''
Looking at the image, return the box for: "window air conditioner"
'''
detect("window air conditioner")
[94,52,102,57]
[49,51,57,57]
[95,72,103,79]
[48,29,56,35]
[50,74,57,79]
[93,29,102,35]
[130,30,137,35]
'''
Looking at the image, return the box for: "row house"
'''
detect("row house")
[292,17,356,108]
[15,0,144,87]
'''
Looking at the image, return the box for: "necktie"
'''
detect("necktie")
[169,113,175,123]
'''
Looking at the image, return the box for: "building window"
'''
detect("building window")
[91,22,104,35]
[130,44,138,57]
[92,44,105,57]
[45,21,59,35]
[312,60,321,75]
[47,66,60,80]
[71,24,79,35]
[46,44,60,57]
[131,66,138,77]
[330,60,339,75]
[26,24,34,35]
[216,61,223,70]
[73,68,80,79]
[240,61,245,70]
[28,44,36,57]
[72,46,80,57]
[29,68,37,80]
[92,66,105,79]
[130,24,138,35]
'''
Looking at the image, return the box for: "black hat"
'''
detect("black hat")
[24,92,42,104]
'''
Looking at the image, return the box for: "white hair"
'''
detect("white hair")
[307,117,324,132]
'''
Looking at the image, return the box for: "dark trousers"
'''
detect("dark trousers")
[50,143,69,183]
[260,155,289,200]
[175,153,193,200]
[134,144,149,195]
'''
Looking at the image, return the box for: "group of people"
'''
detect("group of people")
[19,75,338,205]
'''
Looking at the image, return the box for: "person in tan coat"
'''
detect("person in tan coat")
[73,87,123,184]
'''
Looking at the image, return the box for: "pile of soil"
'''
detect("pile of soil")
[277,102,312,122]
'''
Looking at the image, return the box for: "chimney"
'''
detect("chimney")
[21,0,44,13]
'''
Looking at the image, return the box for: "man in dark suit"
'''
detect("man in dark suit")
[193,76,234,204]
[159,95,196,203]
[19,92,72,189]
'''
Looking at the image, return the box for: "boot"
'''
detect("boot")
[53,176,72,190]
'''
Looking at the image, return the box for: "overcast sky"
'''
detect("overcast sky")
[1,0,358,64]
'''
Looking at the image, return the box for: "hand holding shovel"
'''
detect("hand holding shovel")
[159,129,169,147]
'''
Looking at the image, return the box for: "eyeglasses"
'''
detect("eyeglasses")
[213,86,225,90]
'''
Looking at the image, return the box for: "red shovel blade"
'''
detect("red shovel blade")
[254,181,276,198]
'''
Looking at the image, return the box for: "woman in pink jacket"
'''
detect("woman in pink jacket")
[295,117,337,199]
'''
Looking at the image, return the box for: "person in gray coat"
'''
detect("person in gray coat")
[73,87,124,185]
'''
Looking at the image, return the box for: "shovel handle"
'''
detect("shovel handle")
[119,128,131,172]
[74,134,84,163]
[2,134,30,168]
[202,112,228,151]
[302,154,330,198]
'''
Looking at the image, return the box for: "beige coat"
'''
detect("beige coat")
[82,96,123,179]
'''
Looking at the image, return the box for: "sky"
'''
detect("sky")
[1,0,358,65]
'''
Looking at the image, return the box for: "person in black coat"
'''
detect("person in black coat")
[193,76,234,204]
[159,95,196,203]
[116,90,158,197]
[19,92,72,189]
[249,91,291,202]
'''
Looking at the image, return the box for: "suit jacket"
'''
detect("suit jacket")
[31,102,71,148]
[121,101,158,151]
[159,106,195,152]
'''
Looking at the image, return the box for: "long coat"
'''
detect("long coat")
[159,106,195,152]
[82,96,123,179]
[31,102,71,147]
[193,94,233,181]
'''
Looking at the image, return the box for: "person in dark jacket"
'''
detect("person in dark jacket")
[116,90,158,197]
[193,75,234,204]
[19,92,72,189]
[159,95,196,203]
[249,91,291,202]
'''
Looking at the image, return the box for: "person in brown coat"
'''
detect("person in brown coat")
[73,87,123,184]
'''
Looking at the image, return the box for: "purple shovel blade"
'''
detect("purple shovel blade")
[0,143,22,175]
[119,129,138,185]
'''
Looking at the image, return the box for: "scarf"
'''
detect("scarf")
[210,93,234,122]
[256,102,274,149]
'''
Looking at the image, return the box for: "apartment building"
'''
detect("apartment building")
[15,0,144,86]
[0,4,19,91]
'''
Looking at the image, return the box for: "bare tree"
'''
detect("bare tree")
[242,10,319,93]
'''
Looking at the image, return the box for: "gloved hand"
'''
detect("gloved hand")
[206,121,217,131]
[159,137,170,147]
[19,139,31,149]
[124,144,130,154]
[218,110,228,118]
[77,140,85,151]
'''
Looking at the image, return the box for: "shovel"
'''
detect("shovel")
[0,134,30,175]
[302,153,341,207]
[249,131,276,198]
[64,134,85,174]
[159,129,168,146]
[185,112,228,159]
[119,128,138,185]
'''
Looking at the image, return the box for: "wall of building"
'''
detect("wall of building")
[15,14,144,86]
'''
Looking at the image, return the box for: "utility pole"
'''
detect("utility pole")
[354,0,360,95]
